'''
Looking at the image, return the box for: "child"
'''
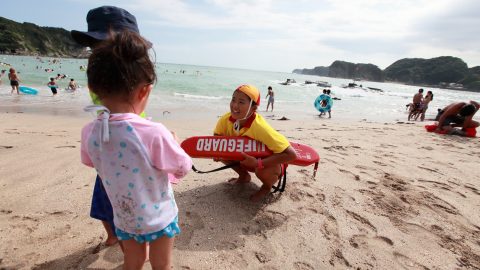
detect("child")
[214,84,297,201]
[47,78,58,95]
[8,68,20,94]
[80,31,192,269]
[265,86,274,112]
[72,5,149,250]
[67,78,77,91]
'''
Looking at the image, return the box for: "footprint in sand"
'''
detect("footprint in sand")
[176,211,205,247]
[393,252,429,270]
[345,210,377,233]
[293,261,314,270]
[464,184,480,195]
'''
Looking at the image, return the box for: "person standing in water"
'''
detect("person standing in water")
[8,68,20,94]
[265,86,275,112]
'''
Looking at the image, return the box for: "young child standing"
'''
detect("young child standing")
[214,84,297,201]
[80,31,192,269]
[47,78,58,95]
[8,68,20,94]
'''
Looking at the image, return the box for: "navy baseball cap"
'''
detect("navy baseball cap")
[71,6,142,47]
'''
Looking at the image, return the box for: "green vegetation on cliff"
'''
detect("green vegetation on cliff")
[329,61,383,82]
[0,16,85,57]
[384,56,469,85]
[293,56,480,91]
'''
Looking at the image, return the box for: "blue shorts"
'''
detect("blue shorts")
[115,217,180,243]
[90,175,116,234]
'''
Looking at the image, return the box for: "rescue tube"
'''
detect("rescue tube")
[425,124,476,137]
[180,136,320,175]
[19,86,39,95]
[314,94,332,113]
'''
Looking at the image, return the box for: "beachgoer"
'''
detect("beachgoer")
[435,100,480,136]
[418,91,433,121]
[68,78,77,91]
[0,70,6,84]
[265,86,274,112]
[326,89,332,118]
[213,84,297,202]
[318,89,327,117]
[408,88,424,120]
[81,31,192,269]
[47,78,58,95]
[8,68,20,94]
[71,5,149,249]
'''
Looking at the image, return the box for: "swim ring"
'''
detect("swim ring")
[19,86,39,95]
[314,94,332,113]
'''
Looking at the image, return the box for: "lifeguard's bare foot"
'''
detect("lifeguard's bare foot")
[227,173,251,184]
[249,186,271,202]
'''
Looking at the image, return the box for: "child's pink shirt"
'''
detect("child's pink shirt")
[81,111,192,234]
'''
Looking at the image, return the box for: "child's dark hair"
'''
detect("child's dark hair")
[87,31,156,101]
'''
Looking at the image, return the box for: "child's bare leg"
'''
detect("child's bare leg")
[149,236,174,270]
[251,165,282,202]
[122,239,147,269]
[101,221,118,246]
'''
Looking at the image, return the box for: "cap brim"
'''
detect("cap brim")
[71,30,108,47]
[71,30,153,48]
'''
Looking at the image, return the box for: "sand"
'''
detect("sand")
[0,110,479,269]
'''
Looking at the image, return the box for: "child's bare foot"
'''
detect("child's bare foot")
[105,236,119,246]
[227,173,251,184]
[249,186,271,202]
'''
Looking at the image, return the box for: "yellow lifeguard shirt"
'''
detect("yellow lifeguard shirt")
[214,112,290,154]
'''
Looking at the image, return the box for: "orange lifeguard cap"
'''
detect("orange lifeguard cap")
[235,84,260,106]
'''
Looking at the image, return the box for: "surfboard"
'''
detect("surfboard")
[19,86,39,95]
[181,136,320,175]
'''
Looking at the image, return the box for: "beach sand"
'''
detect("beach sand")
[0,110,479,269]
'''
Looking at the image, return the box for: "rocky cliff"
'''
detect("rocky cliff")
[0,16,86,57]
[328,61,384,82]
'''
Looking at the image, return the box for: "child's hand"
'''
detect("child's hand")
[239,152,257,170]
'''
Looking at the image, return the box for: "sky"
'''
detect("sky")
[1,0,480,72]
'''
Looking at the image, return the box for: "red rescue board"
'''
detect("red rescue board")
[180,136,320,168]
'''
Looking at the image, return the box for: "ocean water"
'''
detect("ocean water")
[1,54,480,122]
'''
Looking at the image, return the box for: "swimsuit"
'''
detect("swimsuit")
[10,80,19,86]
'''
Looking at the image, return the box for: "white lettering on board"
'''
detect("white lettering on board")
[236,139,244,152]
[227,139,235,152]
[196,139,204,151]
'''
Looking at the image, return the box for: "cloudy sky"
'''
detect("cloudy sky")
[2,0,479,72]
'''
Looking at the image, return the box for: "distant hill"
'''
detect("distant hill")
[328,61,384,82]
[384,56,468,84]
[293,60,384,82]
[0,16,86,57]
[293,56,480,91]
